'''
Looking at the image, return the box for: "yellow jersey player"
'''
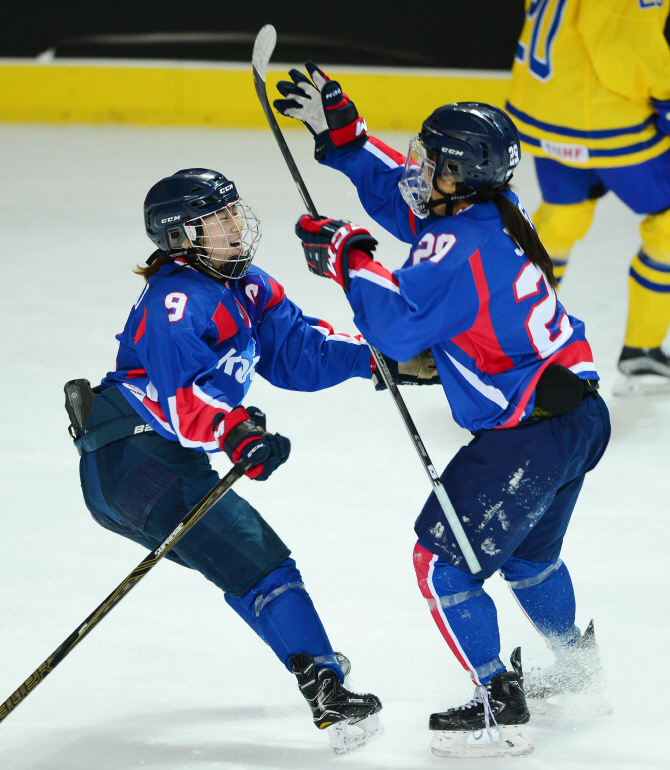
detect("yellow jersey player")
[506,0,670,395]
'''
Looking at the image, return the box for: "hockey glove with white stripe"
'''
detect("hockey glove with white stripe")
[295,215,377,290]
[213,406,290,481]
[653,98,670,136]
[371,350,442,391]
[274,61,368,160]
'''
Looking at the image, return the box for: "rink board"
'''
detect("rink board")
[0,59,510,130]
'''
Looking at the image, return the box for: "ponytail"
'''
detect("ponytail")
[475,184,558,291]
[134,252,173,281]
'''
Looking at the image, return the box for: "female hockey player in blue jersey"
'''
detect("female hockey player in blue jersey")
[275,65,611,758]
[70,168,382,753]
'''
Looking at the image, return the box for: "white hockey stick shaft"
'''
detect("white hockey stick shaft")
[251,25,481,575]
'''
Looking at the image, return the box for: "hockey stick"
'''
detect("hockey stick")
[0,457,252,724]
[252,25,481,574]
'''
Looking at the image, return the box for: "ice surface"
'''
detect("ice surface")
[0,123,668,769]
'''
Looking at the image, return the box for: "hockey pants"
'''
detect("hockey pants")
[79,423,343,679]
[413,393,610,684]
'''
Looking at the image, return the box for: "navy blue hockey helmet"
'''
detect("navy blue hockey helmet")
[144,168,261,279]
[399,103,520,218]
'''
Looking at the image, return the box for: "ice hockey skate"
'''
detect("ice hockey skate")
[289,652,383,754]
[429,648,533,758]
[614,346,670,395]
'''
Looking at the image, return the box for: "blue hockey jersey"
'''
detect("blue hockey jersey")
[322,137,599,432]
[102,260,372,451]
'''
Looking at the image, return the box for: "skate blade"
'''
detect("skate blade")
[613,373,670,397]
[430,725,534,758]
[327,714,384,754]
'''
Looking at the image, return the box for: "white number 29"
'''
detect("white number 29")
[412,232,457,265]
[515,263,572,358]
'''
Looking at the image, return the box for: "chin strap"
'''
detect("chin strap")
[145,247,199,266]
[425,193,455,216]
[425,179,477,217]
[145,249,166,266]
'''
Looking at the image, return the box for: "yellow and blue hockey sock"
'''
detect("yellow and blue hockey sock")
[625,209,670,348]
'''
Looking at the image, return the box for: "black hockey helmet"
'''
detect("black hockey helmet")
[144,168,261,280]
[399,103,520,218]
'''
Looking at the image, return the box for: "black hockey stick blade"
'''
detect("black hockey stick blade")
[0,458,251,724]
[252,25,318,217]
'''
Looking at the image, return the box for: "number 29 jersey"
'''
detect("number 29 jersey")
[323,137,599,432]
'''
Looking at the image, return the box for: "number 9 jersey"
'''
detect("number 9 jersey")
[321,136,599,432]
[101,260,372,451]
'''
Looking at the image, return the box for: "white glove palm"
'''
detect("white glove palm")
[277,73,328,135]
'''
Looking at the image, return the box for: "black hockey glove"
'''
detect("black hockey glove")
[295,215,377,291]
[274,61,368,160]
[214,406,290,481]
[372,350,441,391]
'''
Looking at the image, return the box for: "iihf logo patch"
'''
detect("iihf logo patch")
[245,283,259,304]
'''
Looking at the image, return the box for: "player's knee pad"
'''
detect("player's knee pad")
[639,207,670,264]
[498,555,563,590]
[226,557,305,618]
[413,541,484,604]
[533,200,597,281]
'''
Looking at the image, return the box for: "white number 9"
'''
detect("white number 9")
[165,292,188,322]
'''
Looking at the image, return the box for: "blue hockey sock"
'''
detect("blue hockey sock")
[414,542,505,684]
[501,555,580,650]
[224,558,344,680]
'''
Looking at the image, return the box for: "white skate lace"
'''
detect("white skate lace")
[458,684,501,744]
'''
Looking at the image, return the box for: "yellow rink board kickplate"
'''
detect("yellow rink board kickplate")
[0,59,510,130]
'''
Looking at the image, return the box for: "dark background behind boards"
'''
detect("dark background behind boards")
[4,0,527,69]
[6,2,669,70]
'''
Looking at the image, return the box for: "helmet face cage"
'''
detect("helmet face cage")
[398,136,437,219]
[182,197,262,280]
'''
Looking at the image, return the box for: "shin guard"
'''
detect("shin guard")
[413,542,505,684]
[225,558,344,679]
[501,555,579,650]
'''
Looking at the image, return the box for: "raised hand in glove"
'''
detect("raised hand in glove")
[274,61,367,160]
[372,350,442,391]
[295,215,377,290]
[213,406,290,481]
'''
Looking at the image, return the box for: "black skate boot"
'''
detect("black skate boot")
[615,346,670,395]
[429,648,533,758]
[290,653,383,753]
[525,620,605,699]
